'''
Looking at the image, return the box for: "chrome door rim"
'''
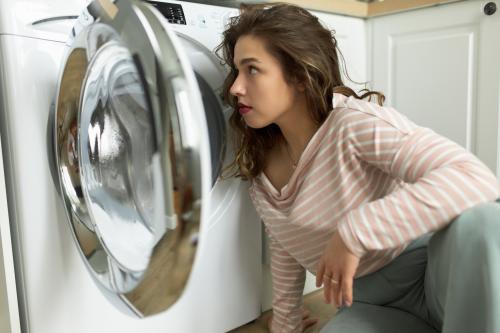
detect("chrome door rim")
[54,0,212,317]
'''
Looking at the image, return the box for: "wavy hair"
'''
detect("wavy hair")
[216,3,384,180]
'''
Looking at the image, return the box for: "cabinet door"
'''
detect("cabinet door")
[370,0,500,177]
[315,11,369,93]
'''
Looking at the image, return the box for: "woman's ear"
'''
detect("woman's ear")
[296,82,306,92]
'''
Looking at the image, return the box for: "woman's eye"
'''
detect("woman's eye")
[248,66,258,75]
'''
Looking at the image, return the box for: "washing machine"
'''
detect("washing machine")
[0,0,262,332]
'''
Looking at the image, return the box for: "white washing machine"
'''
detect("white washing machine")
[0,0,262,332]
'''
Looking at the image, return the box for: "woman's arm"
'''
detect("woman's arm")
[333,103,500,258]
[267,232,306,333]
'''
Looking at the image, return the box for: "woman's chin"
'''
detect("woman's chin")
[239,111,273,129]
[244,118,270,129]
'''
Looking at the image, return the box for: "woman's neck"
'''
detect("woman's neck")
[276,98,319,161]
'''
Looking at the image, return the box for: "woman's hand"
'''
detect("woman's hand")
[316,232,360,308]
[266,308,318,332]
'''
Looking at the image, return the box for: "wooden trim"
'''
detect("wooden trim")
[367,0,461,17]
[269,0,368,17]
[269,0,463,17]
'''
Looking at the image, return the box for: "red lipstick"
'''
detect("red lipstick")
[238,103,252,115]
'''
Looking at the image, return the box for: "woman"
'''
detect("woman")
[216,3,500,333]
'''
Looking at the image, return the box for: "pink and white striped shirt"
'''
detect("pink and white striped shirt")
[248,93,500,333]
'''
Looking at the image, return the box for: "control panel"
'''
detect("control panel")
[142,0,239,51]
[146,1,186,25]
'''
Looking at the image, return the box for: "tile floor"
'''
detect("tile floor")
[229,289,337,333]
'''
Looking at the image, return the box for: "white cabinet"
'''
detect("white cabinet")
[315,11,369,93]
[369,0,500,177]
[0,136,21,333]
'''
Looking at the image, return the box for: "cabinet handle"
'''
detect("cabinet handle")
[484,2,497,15]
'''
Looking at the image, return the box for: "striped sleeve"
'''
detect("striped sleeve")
[336,108,500,258]
[267,232,306,333]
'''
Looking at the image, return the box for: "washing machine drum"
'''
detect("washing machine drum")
[53,0,227,317]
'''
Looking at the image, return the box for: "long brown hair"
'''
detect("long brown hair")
[216,2,384,180]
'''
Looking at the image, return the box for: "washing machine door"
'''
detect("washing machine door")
[53,0,214,317]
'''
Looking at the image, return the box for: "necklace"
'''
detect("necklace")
[285,143,298,169]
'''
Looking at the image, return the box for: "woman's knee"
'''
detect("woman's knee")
[319,303,437,333]
[439,202,500,249]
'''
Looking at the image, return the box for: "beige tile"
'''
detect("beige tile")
[229,289,337,333]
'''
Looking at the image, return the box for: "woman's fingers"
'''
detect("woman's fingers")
[341,273,353,307]
[329,275,341,308]
[329,274,355,308]
[301,308,311,319]
[266,313,273,332]
[321,271,352,308]
[323,276,331,303]
[335,278,343,307]
[316,260,325,287]
[301,307,318,331]
[302,317,318,331]
[329,280,336,307]
[317,231,360,308]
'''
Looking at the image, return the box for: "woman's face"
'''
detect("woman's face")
[229,35,302,128]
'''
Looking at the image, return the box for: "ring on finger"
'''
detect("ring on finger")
[330,278,339,285]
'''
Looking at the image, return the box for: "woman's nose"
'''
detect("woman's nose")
[229,75,245,96]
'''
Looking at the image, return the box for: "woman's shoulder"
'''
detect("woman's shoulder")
[330,93,417,134]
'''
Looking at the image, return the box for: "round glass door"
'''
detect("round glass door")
[54,0,212,316]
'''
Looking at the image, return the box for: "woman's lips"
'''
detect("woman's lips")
[238,103,253,115]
